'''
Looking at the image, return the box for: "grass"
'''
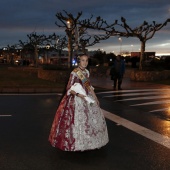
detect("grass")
[0,64,170,89]
[0,64,66,88]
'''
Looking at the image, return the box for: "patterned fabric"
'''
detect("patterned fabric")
[48,68,109,151]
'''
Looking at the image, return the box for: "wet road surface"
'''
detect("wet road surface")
[0,92,170,170]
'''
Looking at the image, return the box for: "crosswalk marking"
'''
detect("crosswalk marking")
[130,100,170,106]
[103,91,169,98]
[103,109,170,149]
[149,108,170,113]
[116,95,170,101]
[0,115,12,117]
[96,88,170,94]
[98,89,170,113]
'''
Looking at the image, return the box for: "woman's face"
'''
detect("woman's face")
[79,55,88,68]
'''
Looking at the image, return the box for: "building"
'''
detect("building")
[131,52,155,59]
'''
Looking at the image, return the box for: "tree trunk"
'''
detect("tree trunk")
[139,41,145,70]
[34,45,39,67]
[82,45,86,54]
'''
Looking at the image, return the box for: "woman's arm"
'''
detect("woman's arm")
[70,90,86,99]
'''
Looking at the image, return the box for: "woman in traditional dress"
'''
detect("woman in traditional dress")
[48,54,109,151]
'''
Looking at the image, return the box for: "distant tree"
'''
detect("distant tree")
[92,49,106,65]
[110,17,170,70]
[19,32,59,67]
[6,44,17,65]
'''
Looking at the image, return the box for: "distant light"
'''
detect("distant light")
[72,59,77,65]
[46,44,50,49]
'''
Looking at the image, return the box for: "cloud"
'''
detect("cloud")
[0,0,170,54]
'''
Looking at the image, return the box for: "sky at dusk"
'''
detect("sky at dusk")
[0,0,170,55]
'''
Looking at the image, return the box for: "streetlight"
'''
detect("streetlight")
[131,44,134,52]
[118,37,122,55]
[46,44,50,64]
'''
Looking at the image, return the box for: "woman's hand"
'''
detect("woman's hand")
[77,93,86,99]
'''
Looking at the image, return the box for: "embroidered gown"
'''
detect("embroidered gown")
[48,68,109,151]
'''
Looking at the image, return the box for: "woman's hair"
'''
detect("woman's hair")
[77,53,87,63]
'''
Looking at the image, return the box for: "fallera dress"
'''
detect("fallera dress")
[48,68,109,151]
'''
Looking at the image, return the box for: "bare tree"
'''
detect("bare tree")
[56,11,82,68]
[55,11,115,68]
[110,17,170,70]
[77,15,116,53]
[6,44,17,65]
[19,32,59,67]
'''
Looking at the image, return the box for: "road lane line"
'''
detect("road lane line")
[149,108,170,113]
[130,100,170,106]
[103,91,167,98]
[102,109,170,149]
[115,96,170,102]
[0,93,61,96]
[96,89,170,94]
[0,115,12,117]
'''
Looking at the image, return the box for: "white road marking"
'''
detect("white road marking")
[116,95,170,101]
[103,91,167,98]
[102,109,170,149]
[0,93,62,96]
[0,115,12,117]
[96,89,170,94]
[130,100,170,106]
[98,89,170,113]
[149,108,170,113]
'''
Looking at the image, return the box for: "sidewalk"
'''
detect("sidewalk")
[90,68,170,90]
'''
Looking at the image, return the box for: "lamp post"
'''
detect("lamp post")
[118,37,122,55]
[66,20,73,68]
[66,19,80,68]
[46,44,50,64]
[131,44,134,52]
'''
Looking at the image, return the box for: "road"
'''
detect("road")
[0,90,170,170]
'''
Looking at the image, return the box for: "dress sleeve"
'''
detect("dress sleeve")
[66,71,79,96]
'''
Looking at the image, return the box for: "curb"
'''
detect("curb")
[0,87,64,93]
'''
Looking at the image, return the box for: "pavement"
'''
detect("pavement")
[0,67,169,93]
[91,67,170,90]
